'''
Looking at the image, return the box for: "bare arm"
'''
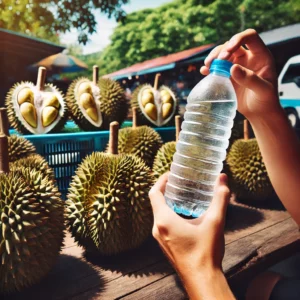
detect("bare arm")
[202,29,300,225]
[250,108,300,225]
[149,173,235,300]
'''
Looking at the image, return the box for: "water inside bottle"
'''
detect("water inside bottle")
[165,99,236,217]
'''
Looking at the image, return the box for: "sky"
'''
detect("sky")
[60,0,173,55]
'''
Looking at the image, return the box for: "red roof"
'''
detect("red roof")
[104,44,214,78]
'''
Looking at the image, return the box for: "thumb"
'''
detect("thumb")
[206,174,231,225]
[231,64,273,96]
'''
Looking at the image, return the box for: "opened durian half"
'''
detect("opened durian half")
[5,67,67,134]
[131,73,178,127]
[66,122,154,255]
[0,113,64,293]
[67,66,128,130]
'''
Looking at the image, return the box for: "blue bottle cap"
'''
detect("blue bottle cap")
[209,59,233,77]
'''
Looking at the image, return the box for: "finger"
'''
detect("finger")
[200,66,209,76]
[231,64,273,96]
[149,172,169,214]
[207,174,230,224]
[218,45,247,61]
[226,29,268,55]
[204,44,226,68]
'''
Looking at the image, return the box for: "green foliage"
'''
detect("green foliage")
[0,0,129,44]
[99,0,300,75]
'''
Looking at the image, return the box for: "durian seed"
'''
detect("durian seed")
[17,88,34,105]
[42,106,59,127]
[161,93,172,104]
[77,82,92,97]
[144,103,157,121]
[162,103,173,119]
[141,92,154,107]
[80,93,95,110]
[20,102,37,128]
[43,94,61,109]
[86,107,98,122]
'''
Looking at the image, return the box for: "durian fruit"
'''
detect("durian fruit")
[131,73,178,127]
[153,115,181,178]
[66,122,154,255]
[66,65,128,131]
[116,107,163,168]
[5,67,67,134]
[12,153,55,181]
[8,135,36,162]
[226,120,274,201]
[0,132,64,293]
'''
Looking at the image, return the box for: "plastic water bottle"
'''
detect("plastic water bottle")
[165,59,237,217]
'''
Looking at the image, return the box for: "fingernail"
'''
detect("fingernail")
[218,51,230,60]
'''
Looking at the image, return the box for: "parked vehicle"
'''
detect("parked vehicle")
[278,55,300,127]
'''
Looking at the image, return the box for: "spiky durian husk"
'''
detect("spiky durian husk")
[226,138,274,201]
[8,135,36,162]
[131,84,179,127]
[11,154,55,181]
[5,82,67,134]
[153,141,176,178]
[117,126,163,168]
[0,167,64,293]
[66,152,154,255]
[98,78,129,129]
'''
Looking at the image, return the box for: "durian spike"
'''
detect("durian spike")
[93,65,99,85]
[108,121,119,155]
[244,119,250,141]
[0,107,9,136]
[0,134,9,174]
[132,107,138,129]
[175,115,181,142]
[36,67,47,91]
[153,73,161,90]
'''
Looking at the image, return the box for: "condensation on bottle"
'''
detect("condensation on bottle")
[165,59,237,217]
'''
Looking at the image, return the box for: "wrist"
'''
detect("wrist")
[179,267,234,300]
[246,104,285,128]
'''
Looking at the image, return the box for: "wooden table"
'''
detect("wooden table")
[3,200,300,300]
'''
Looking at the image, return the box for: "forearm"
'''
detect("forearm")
[180,268,235,300]
[249,107,300,225]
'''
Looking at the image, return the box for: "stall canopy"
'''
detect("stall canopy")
[104,43,215,80]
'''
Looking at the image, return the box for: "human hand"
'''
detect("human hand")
[200,29,281,121]
[149,172,231,277]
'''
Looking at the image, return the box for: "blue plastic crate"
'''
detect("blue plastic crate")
[9,122,175,199]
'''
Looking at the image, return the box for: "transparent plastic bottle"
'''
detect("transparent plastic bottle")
[165,59,237,217]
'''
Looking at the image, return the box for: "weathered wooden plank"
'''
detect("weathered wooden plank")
[122,217,299,300]
[72,261,174,300]
[120,274,187,300]
[225,201,288,244]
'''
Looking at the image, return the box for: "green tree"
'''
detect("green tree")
[0,0,128,44]
[100,0,299,75]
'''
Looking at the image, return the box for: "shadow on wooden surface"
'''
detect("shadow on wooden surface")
[235,194,285,211]
[1,254,105,300]
[84,236,170,277]
[225,203,265,232]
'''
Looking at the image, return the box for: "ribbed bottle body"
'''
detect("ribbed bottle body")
[165,73,237,217]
